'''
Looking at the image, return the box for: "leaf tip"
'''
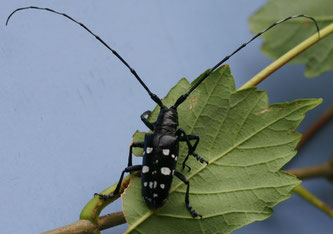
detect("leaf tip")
[301,98,323,110]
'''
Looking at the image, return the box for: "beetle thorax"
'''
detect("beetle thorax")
[155,107,178,134]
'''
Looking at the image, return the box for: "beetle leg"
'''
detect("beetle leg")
[177,129,208,169]
[187,136,208,165]
[128,142,144,167]
[182,155,192,171]
[192,151,208,164]
[176,129,193,171]
[174,171,202,218]
[95,165,142,200]
[140,110,155,131]
[182,154,192,172]
[186,135,209,165]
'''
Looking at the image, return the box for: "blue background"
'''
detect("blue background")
[1,1,332,233]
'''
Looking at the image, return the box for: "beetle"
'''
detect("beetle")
[7,6,319,218]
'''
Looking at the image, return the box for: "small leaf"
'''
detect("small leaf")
[132,131,145,156]
[249,0,333,78]
[123,66,321,233]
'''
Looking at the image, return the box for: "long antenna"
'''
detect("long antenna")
[6,6,165,108]
[173,14,320,108]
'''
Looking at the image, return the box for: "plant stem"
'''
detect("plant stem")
[42,211,126,234]
[80,171,140,224]
[297,105,333,149]
[98,212,126,231]
[288,158,333,180]
[239,23,333,90]
[293,185,333,219]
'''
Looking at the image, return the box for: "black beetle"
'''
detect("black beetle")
[6,6,319,218]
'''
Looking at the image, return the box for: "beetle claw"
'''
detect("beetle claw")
[191,211,202,218]
[192,211,202,219]
[94,193,115,200]
[189,206,202,218]
[193,152,208,165]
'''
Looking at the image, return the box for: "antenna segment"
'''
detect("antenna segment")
[172,14,320,108]
[6,6,165,108]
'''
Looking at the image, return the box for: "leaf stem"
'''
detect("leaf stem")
[297,105,333,150]
[42,211,126,234]
[239,23,333,90]
[79,172,139,224]
[288,157,333,180]
[293,185,333,219]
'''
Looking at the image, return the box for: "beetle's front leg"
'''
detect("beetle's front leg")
[95,165,142,200]
[140,110,154,131]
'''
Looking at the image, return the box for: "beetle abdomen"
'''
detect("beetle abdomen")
[141,133,179,208]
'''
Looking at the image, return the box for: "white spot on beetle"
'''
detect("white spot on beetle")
[154,181,157,188]
[175,156,178,161]
[149,182,153,188]
[142,166,149,173]
[144,182,148,187]
[163,149,170,156]
[155,160,158,163]
[171,154,175,158]
[146,147,153,154]
[160,184,165,189]
[172,170,175,175]
[153,193,158,198]
[161,167,171,175]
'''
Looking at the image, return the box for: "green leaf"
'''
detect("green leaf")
[123,66,321,233]
[249,0,333,78]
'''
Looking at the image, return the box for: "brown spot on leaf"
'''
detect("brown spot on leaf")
[280,106,285,111]
[258,108,270,115]
[303,20,310,26]
[189,96,198,110]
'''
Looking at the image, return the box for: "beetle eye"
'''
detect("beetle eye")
[162,149,170,155]
[146,147,153,154]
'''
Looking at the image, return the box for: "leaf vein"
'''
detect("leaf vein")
[237,138,298,149]
[233,92,261,143]
[158,210,272,219]
[175,183,295,195]
[212,152,294,167]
